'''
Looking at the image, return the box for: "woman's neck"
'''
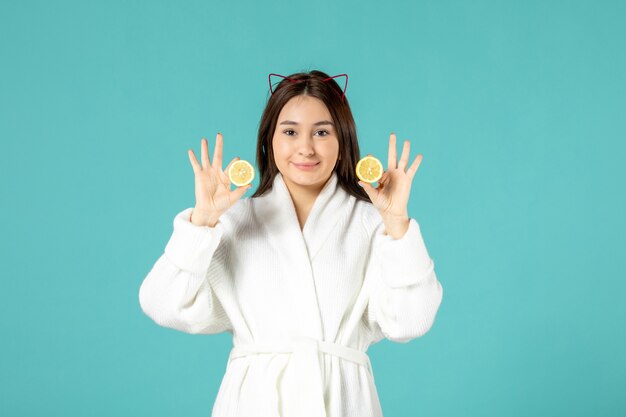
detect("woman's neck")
[282,178,325,230]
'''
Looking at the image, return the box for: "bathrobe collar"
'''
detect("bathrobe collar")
[255,170,352,262]
[252,170,353,339]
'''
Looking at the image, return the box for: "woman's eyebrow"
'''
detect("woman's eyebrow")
[279,120,334,126]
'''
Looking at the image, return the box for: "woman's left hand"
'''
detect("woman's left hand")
[359,133,423,219]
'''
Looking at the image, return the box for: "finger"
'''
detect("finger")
[220,156,240,184]
[201,137,211,169]
[388,133,397,170]
[407,154,423,178]
[231,183,253,201]
[213,132,223,170]
[398,140,410,171]
[358,181,378,200]
[188,149,201,174]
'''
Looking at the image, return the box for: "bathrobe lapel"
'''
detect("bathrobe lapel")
[253,171,352,340]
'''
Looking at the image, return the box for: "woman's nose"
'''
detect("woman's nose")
[297,137,315,155]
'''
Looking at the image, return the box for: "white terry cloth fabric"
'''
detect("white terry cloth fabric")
[139,171,443,417]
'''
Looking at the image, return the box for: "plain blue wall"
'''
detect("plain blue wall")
[1,0,624,416]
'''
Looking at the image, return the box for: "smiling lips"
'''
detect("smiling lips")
[293,162,320,170]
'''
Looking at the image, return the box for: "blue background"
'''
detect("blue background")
[1,0,624,416]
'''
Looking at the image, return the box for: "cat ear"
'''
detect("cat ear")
[322,74,348,101]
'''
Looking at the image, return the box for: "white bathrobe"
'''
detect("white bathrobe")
[138,171,443,417]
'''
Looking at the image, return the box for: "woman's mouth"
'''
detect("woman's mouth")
[292,162,320,170]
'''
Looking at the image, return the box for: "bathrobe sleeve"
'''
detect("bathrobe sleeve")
[138,207,232,335]
[364,216,443,343]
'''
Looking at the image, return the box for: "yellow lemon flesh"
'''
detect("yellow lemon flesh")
[228,160,255,187]
[356,155,384,183]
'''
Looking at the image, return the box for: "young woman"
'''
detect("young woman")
[138,70,444,417]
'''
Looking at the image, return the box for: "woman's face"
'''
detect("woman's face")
[272,95,340,192]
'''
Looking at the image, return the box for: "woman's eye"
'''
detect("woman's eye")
[282,129,329,137]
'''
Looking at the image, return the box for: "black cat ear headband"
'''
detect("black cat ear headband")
[268,73,349,102]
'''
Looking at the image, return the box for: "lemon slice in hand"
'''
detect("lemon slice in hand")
[356,155,384,183]
[228,159,255,187]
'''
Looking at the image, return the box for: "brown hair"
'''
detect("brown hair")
[250,69,371,204]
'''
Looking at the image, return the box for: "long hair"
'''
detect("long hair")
[250,69,371,204]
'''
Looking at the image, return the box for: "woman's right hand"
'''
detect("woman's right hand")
[187,133,251,225]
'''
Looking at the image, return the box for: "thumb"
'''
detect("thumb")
[232,183,252,201]
[358,181,377,200]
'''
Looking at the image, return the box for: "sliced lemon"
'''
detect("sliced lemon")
[228,159,255,187]
[356,155,384,183]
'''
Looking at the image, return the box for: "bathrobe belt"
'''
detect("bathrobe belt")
[228,336,373,417]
